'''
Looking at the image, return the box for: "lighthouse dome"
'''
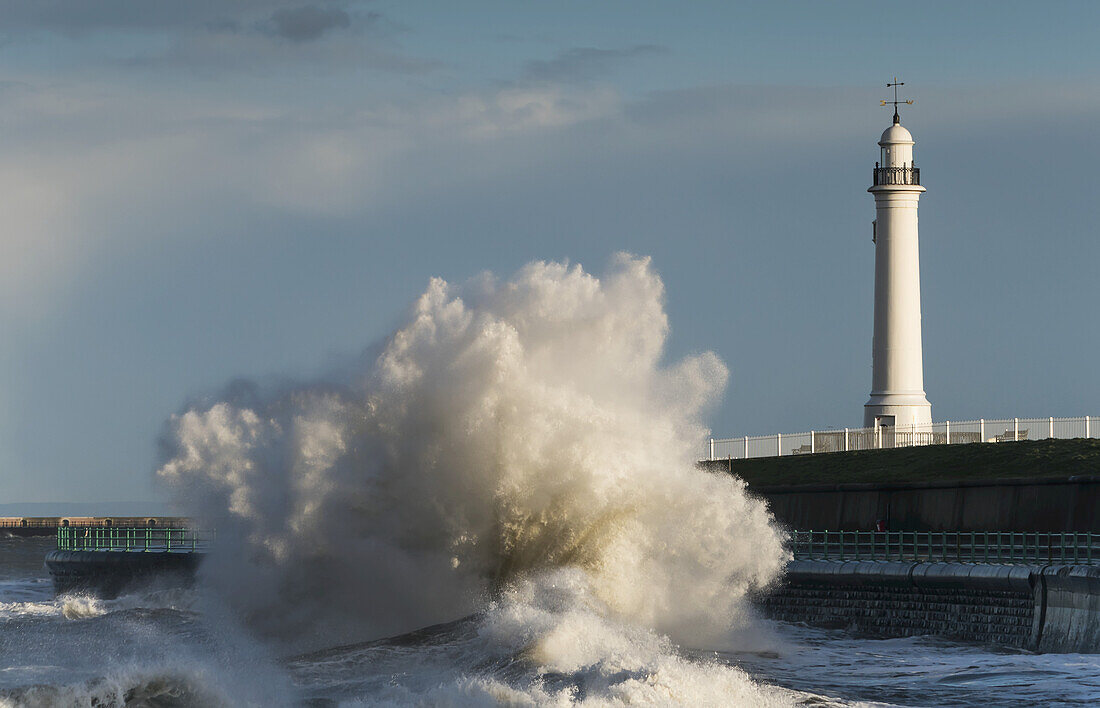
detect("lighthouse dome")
[879,123,914,145]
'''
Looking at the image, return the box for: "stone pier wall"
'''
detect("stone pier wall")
[762,560,1100,652]
[747,476,1100,533]
[45,550,202,597]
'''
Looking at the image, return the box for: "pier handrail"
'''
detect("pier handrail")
[790,529,1100,565]
[56,526,212,553]
[707,415,1099,461]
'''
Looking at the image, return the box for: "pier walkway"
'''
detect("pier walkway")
[0,517,189,537]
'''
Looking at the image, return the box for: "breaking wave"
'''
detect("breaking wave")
[0,588,194,622]
[0,671,234,708]
[156,255,792,703]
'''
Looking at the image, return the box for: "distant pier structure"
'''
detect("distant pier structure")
[0,516,187,537]
[864,79,933,429]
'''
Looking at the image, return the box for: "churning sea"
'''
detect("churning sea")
[1,535,1099,707]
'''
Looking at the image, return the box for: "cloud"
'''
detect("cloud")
[0,1,433,75]
[6,65,1099,322]
[268,5,352,42]
[0,73,618,315]
[138,25,436,75]
[109,4,436,75]
[522,45,667,84]
[0,1,340,31]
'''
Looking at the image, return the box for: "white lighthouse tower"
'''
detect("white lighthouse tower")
[864,80,932,429]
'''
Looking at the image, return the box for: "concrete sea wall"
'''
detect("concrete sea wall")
[763,560,1100,652]
[1041,564,1100,652]
[750,476,1100,532]
[45,550,202,597]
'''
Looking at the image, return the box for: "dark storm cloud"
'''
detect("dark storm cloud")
[134,24,438,75]
[7,0,440,75]
[0,1,343,31]
[0,0,377,49]
[523,45,667,83]
[268,5,352,42]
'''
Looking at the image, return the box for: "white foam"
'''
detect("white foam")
[0,587,198,622]
[288,570,844,706]
[471,569,810,706]
[158,256,787,653]
[0,666,271,708]
[153,255,807,704]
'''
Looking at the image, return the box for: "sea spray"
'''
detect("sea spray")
[286,570,809,705]
[157,255,789,659]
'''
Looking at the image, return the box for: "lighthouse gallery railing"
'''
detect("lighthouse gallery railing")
[873,165,920,186]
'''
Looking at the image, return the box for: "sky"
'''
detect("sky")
[2,1,1099,506]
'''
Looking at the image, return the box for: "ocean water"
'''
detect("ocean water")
[3,535,1100,707]
[7,259,1098,706]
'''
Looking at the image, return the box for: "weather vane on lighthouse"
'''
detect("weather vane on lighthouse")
[880,77,914,124]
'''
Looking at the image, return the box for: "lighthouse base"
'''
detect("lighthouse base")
[864,393,932,429]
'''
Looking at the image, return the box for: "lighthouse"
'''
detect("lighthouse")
[864,81,932,429]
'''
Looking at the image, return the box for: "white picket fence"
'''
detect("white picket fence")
[707,416,1099,461]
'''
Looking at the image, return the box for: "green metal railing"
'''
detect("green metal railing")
[790,530,1100,565]
[57,527,211,553]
